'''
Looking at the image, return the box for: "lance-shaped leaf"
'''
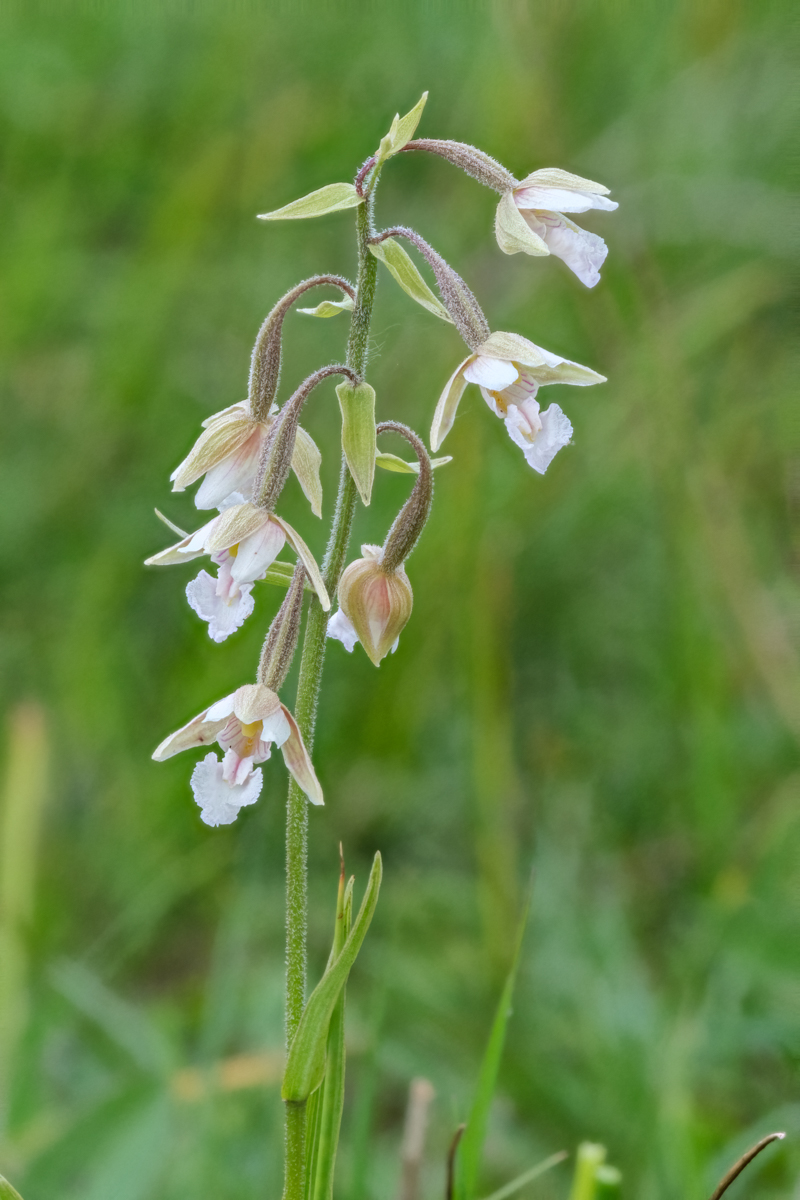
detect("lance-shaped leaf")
[455,886,532,1199]
[298,297,354,318]
[376,452,452,474]
[0,1177,24,1200]
[258,183,362,222]
[369,239,452,322]
[309,874,354,1200]
[375,92,428,166]
[282,853,382,1102]
[336,381,376,506]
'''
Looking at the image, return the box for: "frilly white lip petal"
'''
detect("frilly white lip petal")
[186,570,255,642]
[534,217,609,289]
[463,356,520,389]
[327,609,359,653]
[190,754,263,827]
[505,402,573,474]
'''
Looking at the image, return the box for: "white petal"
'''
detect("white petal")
[327,609,359,652]
[231,520,286,586]
[506,402,573,474]
[194,430,265,509]
[206,693,237,722]
[218,491,247,511]
[260,705,291,747]
[463,356,519,389]
[514,186,617,213]
[190,753,263,827]
[186,571,255,642]
[540,217,609,289]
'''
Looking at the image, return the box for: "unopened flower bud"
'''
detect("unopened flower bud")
[337,545,414,667]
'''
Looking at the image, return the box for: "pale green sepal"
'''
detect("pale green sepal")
[568,1143,607,1200]
[282,853,382,1103]
[297,297,354,318]
[376,452,452,474]
[455,886,532,1200]
[336,381,376,506]
[155,509,188,538]
[479,1151,568,1200]
[369,239,452,322]
[257,183,362,221]
[495,191,549,257]
[0,1175,25,1199]
[375,92,428,166]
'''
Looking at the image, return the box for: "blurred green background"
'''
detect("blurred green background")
[0,1,797,1197]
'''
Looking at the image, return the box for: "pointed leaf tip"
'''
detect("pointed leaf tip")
[369,239,453,322]
[258,182,362,221]
[375,92,429,165]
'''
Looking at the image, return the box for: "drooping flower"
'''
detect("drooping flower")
[430,330,605,472]
[495,168,617,288]
[328,544,411,666]
[170,402,323,516]
[145,501,329,640]
[153,683,323,824]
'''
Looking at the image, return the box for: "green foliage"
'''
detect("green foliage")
[335,381,377,508]
[0,1,796,1197]
[283,855,381,1103]
[368,239,452,322]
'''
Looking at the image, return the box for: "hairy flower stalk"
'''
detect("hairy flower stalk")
[371,225,490,350]
[249,275,356,422]
[259,563,307,691]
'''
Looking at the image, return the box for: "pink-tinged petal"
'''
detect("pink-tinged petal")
[193,426,266,509]
[152,708,229,761]
[186,570,255,642]
[430,357,471,452]
[221,746,256,786]
[190,753,263,827]
[231,519,286,586]
[537,216,609,288]
[327,609,359,652]
[278,705,323,806]
[463,356,519,390]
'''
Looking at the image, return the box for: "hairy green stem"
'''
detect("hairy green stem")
[282,182,378,1200]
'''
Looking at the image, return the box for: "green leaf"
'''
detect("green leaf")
[479,1151,568,1200]
[336,381,376,506]
[297,297,354,318]
[376,451,452,474]
[568,1144,607,1200]
[0,1177,25,1199]
[257,182,362,221]
[282,853,382,1102]
[369,238,453,322]
[375,92,428,165]
[455,887,532,1200]
[310,875,354,1200]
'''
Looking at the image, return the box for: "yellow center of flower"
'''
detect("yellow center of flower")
[239,720,263,755]
[229,543,239,558]
[488,390,508,416]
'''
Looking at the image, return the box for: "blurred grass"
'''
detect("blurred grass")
[0,1,797,1197]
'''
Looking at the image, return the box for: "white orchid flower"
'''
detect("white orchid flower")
[153,682,323,824]
[430,330,605,472]
[495,168,617,288]
[145,502,329,641]
[170,402,323,516]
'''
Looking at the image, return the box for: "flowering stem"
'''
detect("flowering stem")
[281,179,379,1200]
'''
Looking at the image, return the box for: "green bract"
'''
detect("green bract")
[282,853,382,1103]
[369,238,452,321]
[376,451,452,474]
[297,297,354,318]
[375,91,428,166]
[0,1177,25,1200]
[336,380,377,506]
[258,182,362,221]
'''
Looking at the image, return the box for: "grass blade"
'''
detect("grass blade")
[479,1151,568,1200]
[455,885,532,1199]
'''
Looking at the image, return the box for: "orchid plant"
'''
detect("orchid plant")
[146,92,619,1200]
